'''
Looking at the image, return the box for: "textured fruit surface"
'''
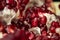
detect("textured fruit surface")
[0,0,60,40]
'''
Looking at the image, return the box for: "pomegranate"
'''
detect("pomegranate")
[51,33,59,40]
[28,32,35,40]
[6,0,17,9]
[0,0,6,11]
[14,29,30,40]
[26,7,38,18]
[6,24,16,34]
[50,26,56,33]
[39,16,47,25]
[22,0,29,5]
[31,12,36,18]
[51,21,59,28]
[41,31,47,36]
[0,0,60,40]
[18,0,29,17]
[31,17,38,27]
[0,23,4,32]
[50,21,60,33]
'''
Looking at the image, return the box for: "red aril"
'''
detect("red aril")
[31,18,38,27]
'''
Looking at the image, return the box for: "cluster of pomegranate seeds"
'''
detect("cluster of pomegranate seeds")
[0,0,60,40]
[0,0,6,11]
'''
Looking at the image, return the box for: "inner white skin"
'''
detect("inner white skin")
[29,27,41,36]
[55,28,60,35]
[0,6,16,25]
